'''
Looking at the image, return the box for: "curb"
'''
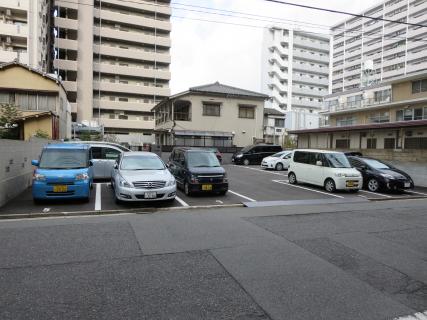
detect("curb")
[0,203,245,220]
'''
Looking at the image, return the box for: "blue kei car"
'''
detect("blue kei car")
[32,144,93,203]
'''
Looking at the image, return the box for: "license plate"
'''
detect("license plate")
[404,182,410,188]
[144,191,157,199]
[53,185,68,192]
[346,181,356,187]
[202,184,212,191]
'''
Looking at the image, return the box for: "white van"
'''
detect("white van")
[288,149,363,192]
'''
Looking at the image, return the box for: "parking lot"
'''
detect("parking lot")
[1,164,427,216]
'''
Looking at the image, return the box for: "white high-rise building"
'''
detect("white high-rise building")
[331,0,427,94]
[0,0,53,71]
[53,0,171,147]
[262,26,330,130]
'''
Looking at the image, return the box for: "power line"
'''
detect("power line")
[55,0,427,45]
[262,0,427,28]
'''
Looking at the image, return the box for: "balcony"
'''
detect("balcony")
[54,59,77,71]
[383,45,406,58]
[343,77,361,87]
[345,48,362,59]
[94,44,171,64]
[363,21,382,33]
[292,86,326,97]
[292,74,328,86]
[293,50,329,64]
[100,118,154,130]
[95,9,171,32]
[94,81,170,96]
[93,99,153,113]
[407,26,427,39]
[382,67,405,79]
[95,26,171,48]
[0,22,28,38]
[293,63,329,75]
[332,62,344,73]
[332,81,343,90]
[55,17,78,30]
[0,50,28,64]
[268,64,288,80]
[293,37,329,52]
[406,62,427,73]
[409,12,427,24]
[269,77,288,94]
[0,0,29,10]
[269,43,289,58]
[409,1,427,15]
[269,49,288,66]
[101,0,171,15]
[324,96,391,113]
[364,39,383,53]
[407,49,427,63]
[385,9,408,21]
[344,59,361,69]
[62,81,77,92]
[382,56,405,68]
[291,98,322,108]
[55,38,78,51]
[94,63,171,81]
[344,68,361,77]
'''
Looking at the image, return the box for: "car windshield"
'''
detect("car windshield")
[324,153,352,168]
[187,152,221,167]
[239,146,252,153]
[121,155,165,170]
[363,159,391,169]
[39,149,88,169]
[271,151,286,158]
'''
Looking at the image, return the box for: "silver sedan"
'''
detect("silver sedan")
[111,152,176,203]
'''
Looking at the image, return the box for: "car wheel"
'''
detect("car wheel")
[243,158,250,166]
[33,198,42,205]
[184,182,192,196]
[288,172,297,184]
[219,190,227,196]
[275,163,284,171]
[367,178,380,192]
[324,179,336,193]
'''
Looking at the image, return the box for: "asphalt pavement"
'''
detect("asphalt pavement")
[0,198,426,319]
[1,164,426,216]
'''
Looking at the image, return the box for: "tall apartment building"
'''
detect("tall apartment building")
[262,26,330,131]
[54,0,171,146]
[0,0,53,71]
[332,0,427,94]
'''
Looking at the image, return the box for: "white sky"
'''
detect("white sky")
[169,0,377,94]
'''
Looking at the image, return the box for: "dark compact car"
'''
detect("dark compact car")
[348,156,414,192]
[232,144,282,165]
[168,147,228,196]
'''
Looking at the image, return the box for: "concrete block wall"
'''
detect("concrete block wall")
[0,138,48,207]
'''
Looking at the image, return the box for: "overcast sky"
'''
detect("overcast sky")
[169,0,377,94]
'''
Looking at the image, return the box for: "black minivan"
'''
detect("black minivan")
[232,144,282,165]
[168,147,228,196]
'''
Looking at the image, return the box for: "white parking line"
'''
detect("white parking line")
[175,196,189,207]
[272,180,345,199]
[228,190,256,202]
[95,183,101,211]
[241,166,289,177]
[358,190,393,198]
[405,190,427,196]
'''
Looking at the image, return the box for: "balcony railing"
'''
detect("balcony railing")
[324,96,392,112]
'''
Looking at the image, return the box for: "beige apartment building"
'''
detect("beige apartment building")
[0,0,53,71]
[152,82,269,147]
[289,72,427,155]
[54,0,171,146]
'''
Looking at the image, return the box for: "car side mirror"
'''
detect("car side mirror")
[31,160,39,167]
[316,160,323,166]
[113,163,118,169]
[89,160,94,166]
[360,165,367,170]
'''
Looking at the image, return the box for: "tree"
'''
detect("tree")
[34,129,50,139]
[0,103,22,139]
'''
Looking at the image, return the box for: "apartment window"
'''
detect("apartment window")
[118,114,128,120]
[384,138,396,149]
[346,94,363,107]
[109,114,115,119]
[367,138,377,149]
[202,103,221,117]
[336,116,357,126]
[374,89,391,102]
[118,97,128,102]
[274,119,285,127]
[239,105,255,119]
[411,79,427,93]
[336,139,350,148]
[369,111,390,123]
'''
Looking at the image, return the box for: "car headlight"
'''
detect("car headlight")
[223,172,228,182]
[166,178,176,187]
[33,173,46,181]
[75,173,89,181]
[119,176,132,187]
[190,174,199,183]
[381,173,394,179]
[235,154,243,158]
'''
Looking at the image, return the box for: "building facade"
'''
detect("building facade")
[152,82,268,148]
[331,0,427,94]
[289,72,427,154]
[53,0,171,146]
[0,62,71,140]
[263,108,286,145]
[0,0,53,71]
[261,26,330,130]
